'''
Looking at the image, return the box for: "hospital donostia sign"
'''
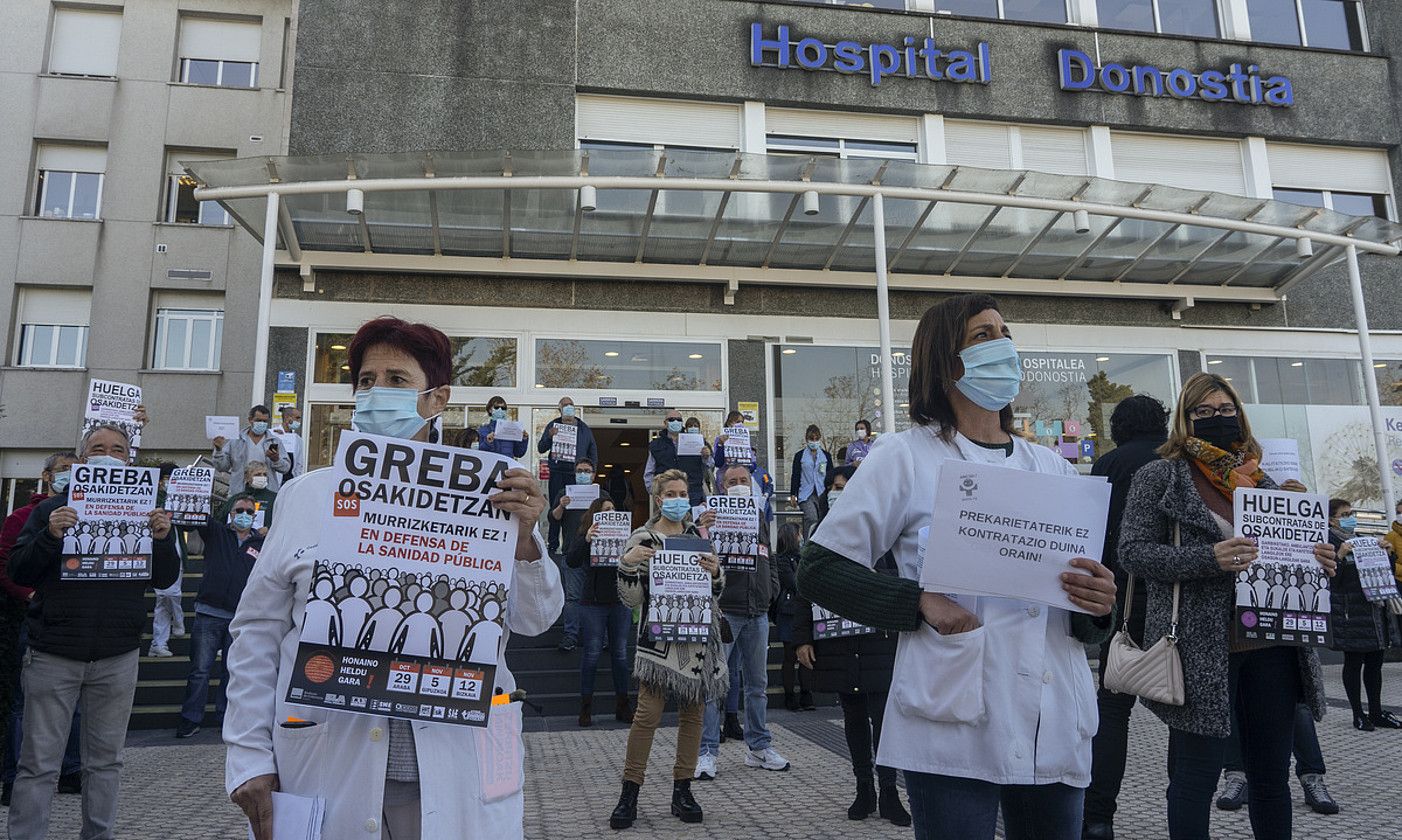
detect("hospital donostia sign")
[749,23,1293,108]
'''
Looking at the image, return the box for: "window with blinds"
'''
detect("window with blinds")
[33,144,107,220]
[1110,132,1247,195]
[165,150,234,225]
[48,7,122,77]
[945,121,1090,176]
[14,287,91,368]
[945,120,1014,170]
[151,292,224,371]
[1019,126,1091,176]
[177,16,262,87]
[1266,142,1392,196]
[576,95,742,149]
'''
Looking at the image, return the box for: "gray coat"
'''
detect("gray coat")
[1118,458,1325,738]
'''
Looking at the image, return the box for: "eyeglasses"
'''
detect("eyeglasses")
[1189,403,1238,421]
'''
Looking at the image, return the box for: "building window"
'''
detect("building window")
[177,17,261,88]
[33,145,106,220]
[1097,0,1220,36]
[1272,188,1389,219]
[165,150,232,225]
[766,136,919,161]
[937,0,1069,24]
[313,333,518,386]
[1247,0,1365,50]
[47,6,122,77]
[534,339,722,391]
[1204,355,1364,405]
[17,325,87,368]
[797,0,910,8]
[153,307,223,370]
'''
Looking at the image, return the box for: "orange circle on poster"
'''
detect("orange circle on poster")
[303,654,336,684]
[64,559,80,570]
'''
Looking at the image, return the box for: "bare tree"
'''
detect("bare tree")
[536,340,613,389]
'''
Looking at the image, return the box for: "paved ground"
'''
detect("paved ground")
[4,666,1400,838]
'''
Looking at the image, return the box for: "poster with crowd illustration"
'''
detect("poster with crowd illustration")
[1232,487,1332,647]
[590,511,631,567]
[285,432,519,728]
[1350,537,1400,603]
[166,466,214,527]
[80,379,143,460]
[61,463,158,580]
[812,604,872,641]
[647,539,713,643]
[706,493,761,572]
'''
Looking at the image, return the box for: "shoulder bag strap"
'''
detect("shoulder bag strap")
[1168,522,1182,641]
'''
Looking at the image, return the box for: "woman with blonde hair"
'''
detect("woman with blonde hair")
[1119,371,1337,840]
[609,469,726,830]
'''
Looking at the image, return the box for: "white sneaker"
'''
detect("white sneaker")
[745,747,790,771]
[694,753,717,781]
[148,645,173,658]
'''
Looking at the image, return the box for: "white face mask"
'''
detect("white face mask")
[726,483,752,497]
[855,429,868,439]
[249,475,269,490]
[828,489,843,506]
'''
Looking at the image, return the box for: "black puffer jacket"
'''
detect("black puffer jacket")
[10,493,181,661]
[1329,530,1396,653]
[791,553,899,696]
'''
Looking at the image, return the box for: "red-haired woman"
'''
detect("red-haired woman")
[223,317,563,840]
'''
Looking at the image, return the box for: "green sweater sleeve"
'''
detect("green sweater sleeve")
[797,540,922,633]
[1070,605,1118,646]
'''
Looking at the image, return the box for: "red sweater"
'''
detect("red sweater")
[0,494,44,604]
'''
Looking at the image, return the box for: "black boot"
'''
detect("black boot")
[671,779,703,823]
[610,780,640,830]
[722,712,744,740]
[799,690,816,710]
[579,696,593,728]
[615,695,633,723]
[784,691,800,712]
[848,778,877,820]
[879,785,912,827]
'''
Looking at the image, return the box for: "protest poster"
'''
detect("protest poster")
[1259,439,1303,485]
[494,419,525,444]
[646,538,713,643]
[565,483,600,510]
[677,432,705,457]
[921,460,1109,613]
[551,424,578,462]
[205,416,241,441]
[722,426,752,464]
[285,432,519,728]
[590,511,632,567]
[167,466,214,527]
[811,603,872,641]
[81,379,142,456]
[62,463,158,581]
[1232,487,1331,646]
[706,493,761,572]
[1350,537,1399,603]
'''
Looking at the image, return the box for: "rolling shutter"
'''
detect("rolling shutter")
[49,8,122,76]
[945,120,1013,170]
[1019,126,1090,176]
[179,17,262,63]
[765,108,919,143]
[18,286,91,325]
[577,95,742,149]
[1111,132,1247,195]
[1267,143,1393,194]
[37,144,106,173]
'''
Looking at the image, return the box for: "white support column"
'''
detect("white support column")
[1241,137,1274,200]
[740,101,767,154]
[1345,244,1397,514]
[1087,125,1116,179]
[1220,0,1253,40]
[872,192,897,435]
[917,114,946,165]
[252,192,280,406]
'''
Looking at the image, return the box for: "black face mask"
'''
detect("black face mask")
[1192,415,1242,450]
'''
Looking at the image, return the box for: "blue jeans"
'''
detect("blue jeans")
[554,555,583,642]
[906,771,1084,840]
[3,624,80,783]
[701,612,771,755]
[577,602,631,697]
[179,612,232,724]
[724,643,742,714]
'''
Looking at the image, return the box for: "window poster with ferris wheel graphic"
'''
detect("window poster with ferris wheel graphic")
[1305,405,1402,509]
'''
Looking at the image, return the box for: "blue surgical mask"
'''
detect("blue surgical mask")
[1339,515,1358,534]
[575,471,594,485]
[490,407,507,421]
[667,420,684,434]
[353,387,435,439]
[50,471,71,494]
[86,455,124,468]
[561,405,576,418]
[955,338,1022,411]
[807,440,821,451]
[231,512,255,530]
[251,421,269,435]
[660,497,691,522]
[288,421,301,432]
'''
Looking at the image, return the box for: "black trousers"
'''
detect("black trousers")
[840,691,896,788]
[780,643,811,696]
[545,467,568,554]
[1083,580,1146,825]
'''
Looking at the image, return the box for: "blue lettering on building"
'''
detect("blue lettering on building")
[750,23,991,88]
[1057,48,1293,107]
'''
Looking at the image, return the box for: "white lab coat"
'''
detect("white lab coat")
[812,426,1099,787]
[223,469,563,839]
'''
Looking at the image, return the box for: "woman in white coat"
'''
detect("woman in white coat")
[798,294,1118,840]
[223,317,562,840]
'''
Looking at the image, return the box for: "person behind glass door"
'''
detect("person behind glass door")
[642,409,708,506]
[1325,498,1401,731]
[476,395,528,460]
[845,419,874,466]
[788,424,833,539]
[1118,372,1337,840]
[797,294,1118,840]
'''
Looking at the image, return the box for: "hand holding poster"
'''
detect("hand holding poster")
[722,427,752,464]
[921,460,1109,613]
[494,419,525,443]
[82,379,142,454]
[706,493,761,572]
[565,483,600,510]
[590,511,632,567]
[1349,537,1399,603]
[551,424,578,462]
[647,539,713,643]
[1258,439,1303,485]
[285,432,519,728]
[62,463,158,580]
[676,432,705,457]
[1232,487,1331,646]
[205,416,240,441]
[167,466,214,527]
